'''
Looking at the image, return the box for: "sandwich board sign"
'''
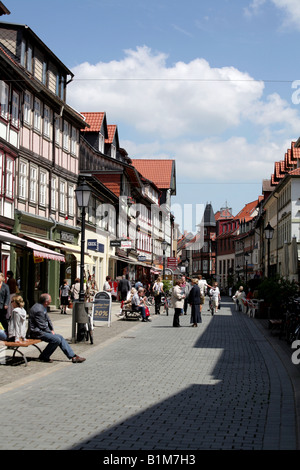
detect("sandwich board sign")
[93,291,112,327]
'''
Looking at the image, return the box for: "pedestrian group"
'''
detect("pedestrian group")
[0,271,86,364]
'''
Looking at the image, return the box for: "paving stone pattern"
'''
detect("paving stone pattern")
[0,299,298,450]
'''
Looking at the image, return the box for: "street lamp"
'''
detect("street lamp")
[161,240,168,279]
[75,181,92,301]
[184,259,189,277]
[264,222,274,278]
[244,252,250,284]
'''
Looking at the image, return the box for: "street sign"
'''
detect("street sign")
[167,257,178,268]
[121,240,132,249]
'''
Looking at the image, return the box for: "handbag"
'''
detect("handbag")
[218,303,221,310]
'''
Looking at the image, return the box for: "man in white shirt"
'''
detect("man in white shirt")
[198,275,211,313]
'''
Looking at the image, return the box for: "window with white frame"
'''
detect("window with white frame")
[55,116,60,145]
[43,105,50,137]
[0,81,9,120]
[24,91,32,125]
[51,176,56,210]
[68,184,74,217]
[33,98,41,131]
[0,152,3,195]
[26,44,33,73]
[111,144,116,159]
[39,170,47,206]
[99,133,104,153]
[29,166,37,203]
[20,40,26,68]
[63,121,69,151]
[19,160,27,199]
[11,91,20,128]
[71,127,77,155]
[5,157,14,199]
[59,180,66,213]
[42,61,47,86]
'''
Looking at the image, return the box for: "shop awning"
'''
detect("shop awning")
[26,240,65,262]
[0,231,27,246]
[25,235,68,251]
[61,242,83,255]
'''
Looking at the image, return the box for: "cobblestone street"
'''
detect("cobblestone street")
[0,299,299,451]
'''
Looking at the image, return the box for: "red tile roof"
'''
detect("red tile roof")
[270,141,300,186]
[81,112,105,132]
[234,199,259,222]
[131,159,174,189]
[287,168,300,176]
[94,173,121,197]
[106,125,117,144]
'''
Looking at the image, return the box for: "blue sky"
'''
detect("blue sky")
[5,0,300,232]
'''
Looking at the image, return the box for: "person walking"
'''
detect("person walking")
[28,293,86,363]
[232,286,246,311]
[103,276,112,293]
[59,279,70,314]
[70,278,80,301]
[209,282,221,315]
[153,276,164,315]
[171,279,185,327]
[181,275,191,315]
[118,275,131,301]
[198,274,212,314]
[189,278,202,327]
[0,272,10,334]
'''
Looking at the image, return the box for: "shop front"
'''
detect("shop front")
[13,211,81,309]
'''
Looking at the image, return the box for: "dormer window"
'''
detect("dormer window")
[111,144,116,159]
[20,40,33,73]
[99,133,104,153]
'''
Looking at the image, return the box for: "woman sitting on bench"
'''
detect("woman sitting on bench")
[7,295,27,343]
[132,288,150,322]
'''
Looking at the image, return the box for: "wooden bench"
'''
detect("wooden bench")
[121,307,141,320]
[1,339,42,366]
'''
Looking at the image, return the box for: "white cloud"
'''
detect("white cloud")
[245,0,300,29]
[123,136,284,184]
[69,46,265,139]
[244,0,266,17]
[272,0,300,27]
[68,46,300,186]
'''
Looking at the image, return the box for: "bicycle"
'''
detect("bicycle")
[85,309,94,344]
[145,295,154,307]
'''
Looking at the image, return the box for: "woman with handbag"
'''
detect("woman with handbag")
[171,279,185,327]
[188,278,202,327]
[209,282,221,315]
[59,279,70,314]
[153,277,164,315]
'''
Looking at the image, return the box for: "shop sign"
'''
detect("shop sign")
[110,240,121,247]
[61,231,74,243]
[87,239,98,251]
[33,256,44,263]
[121,240,132,249]
[138,255,147,262]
